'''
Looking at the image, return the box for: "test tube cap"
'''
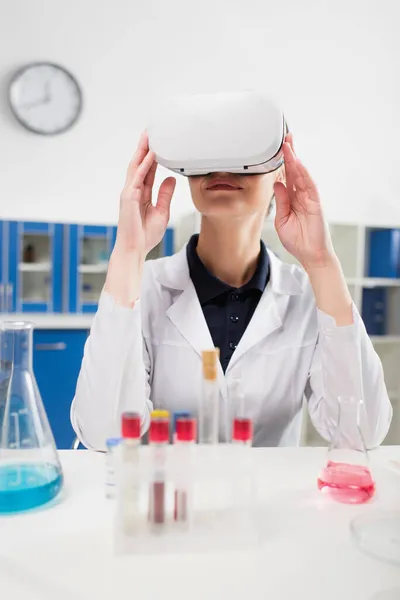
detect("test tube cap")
[149,410,170,443]
[121,412,141,439]
[202,348,220,380]
[176,417,197,442]
[150,409,170,419]
[172,411,191,431]
[232,417,253,443]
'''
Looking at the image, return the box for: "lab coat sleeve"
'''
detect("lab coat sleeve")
[306,303,393,448]
[70,291,153,451]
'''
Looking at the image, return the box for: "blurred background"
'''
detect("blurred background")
[0,0,399,448]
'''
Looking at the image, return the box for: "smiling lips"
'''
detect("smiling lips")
[205,177,243,192]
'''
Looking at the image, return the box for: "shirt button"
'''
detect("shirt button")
[230,315,239,323]
[230,292,240,301]
[229,341,237,350]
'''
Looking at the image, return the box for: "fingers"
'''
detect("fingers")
[124,131,149,186]
[274,181,291,226]
[156,177,176,216]
[131,150,156,191]
[282,142,298,193]
[285,132,296,156]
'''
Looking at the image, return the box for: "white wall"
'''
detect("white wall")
[0,0,399,227]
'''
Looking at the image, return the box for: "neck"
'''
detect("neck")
[196,215,264,288]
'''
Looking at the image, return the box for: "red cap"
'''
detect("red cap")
[149,416,169,444]
[121,412,141,439]
[176,417,197,442]
[232,418,253,443]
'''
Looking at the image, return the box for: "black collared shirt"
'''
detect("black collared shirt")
[186,234,270,372]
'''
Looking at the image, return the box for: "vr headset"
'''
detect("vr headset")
[148,91,288,177]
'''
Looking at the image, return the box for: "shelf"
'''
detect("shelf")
[78,264,108,274]
[361,278,400,288]
[19,262,51,273]
[370,336,400,344]
[23,297,48,303]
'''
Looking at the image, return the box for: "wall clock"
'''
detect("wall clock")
[9,62,83,135]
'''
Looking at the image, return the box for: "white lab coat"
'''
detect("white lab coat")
[71,246,392,451]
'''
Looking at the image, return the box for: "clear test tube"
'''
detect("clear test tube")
[105,437,121,499]
[148,410,170,526]
[199,349,219,444]
[232,417,253,447]
[174,417,196,524]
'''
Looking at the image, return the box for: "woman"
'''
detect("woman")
[71,132,392,450]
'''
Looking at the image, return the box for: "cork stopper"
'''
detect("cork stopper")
[202,348,219,381]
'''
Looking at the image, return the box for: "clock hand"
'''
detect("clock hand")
[44,80,52,103]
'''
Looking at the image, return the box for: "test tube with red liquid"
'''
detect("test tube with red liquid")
[174,416,196,523]
[148,410,169,525]
[232,417,253,446]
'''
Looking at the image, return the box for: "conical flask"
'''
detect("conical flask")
[0,322,63,513]
[317,396,375,504]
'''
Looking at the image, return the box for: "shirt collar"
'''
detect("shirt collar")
[186,234,270,305]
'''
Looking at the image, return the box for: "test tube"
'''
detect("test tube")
[172,411,192,443]
[199,349,219,444]
[105,437,121,499]
[148,410,170,525]
[119,412,141,534]
[174,416,196,523]
[232,417,253,447]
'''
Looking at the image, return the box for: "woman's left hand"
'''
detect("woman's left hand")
[274,134,335,271]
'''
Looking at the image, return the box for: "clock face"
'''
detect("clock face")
[9,62,82,135]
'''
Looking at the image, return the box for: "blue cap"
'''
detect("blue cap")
[105,437,121,448]
[172,411,191,432]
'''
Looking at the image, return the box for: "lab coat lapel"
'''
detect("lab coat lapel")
[156,247,228,401]
[226,251,305,371]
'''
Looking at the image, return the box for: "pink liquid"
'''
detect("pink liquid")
[317,461,375,504]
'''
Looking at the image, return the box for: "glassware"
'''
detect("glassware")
[350,511,400,566]
[0,322,63,514]
[199,349,219,444]
[317,396,375,504]
[117,412,141,533]
[173,416,196,524]
[148,410,170,526]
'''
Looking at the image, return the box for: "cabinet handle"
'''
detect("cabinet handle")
[35,342,67,351]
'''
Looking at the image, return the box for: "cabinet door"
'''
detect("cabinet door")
[67,224,115,313]
[8,221,63,313]
[33,329,88,449]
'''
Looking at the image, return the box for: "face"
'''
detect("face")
[188,170,281,219]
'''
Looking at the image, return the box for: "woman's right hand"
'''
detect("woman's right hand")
[115,131,176,256]
[105,132,176,307]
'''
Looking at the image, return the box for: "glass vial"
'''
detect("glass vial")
[199,348,219,444]
[117,412,141,534]
[174,416,196,524]
[148,410,170,526]
[318,396,375,504]
[105,437,121,499]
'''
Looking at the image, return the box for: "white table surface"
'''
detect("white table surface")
[1,447,400,600]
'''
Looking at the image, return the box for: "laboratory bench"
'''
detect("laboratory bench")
[1,447,400,600]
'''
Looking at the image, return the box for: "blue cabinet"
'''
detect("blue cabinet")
[0,220,175,315]
[33,329,88,449]
[367,228,400,278]
[66,224,117,313]
[0,220,63,313]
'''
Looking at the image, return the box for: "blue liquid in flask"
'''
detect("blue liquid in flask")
[0,462,63,514]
